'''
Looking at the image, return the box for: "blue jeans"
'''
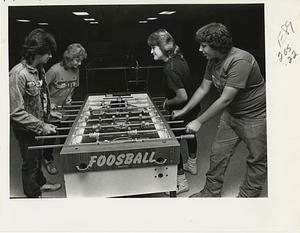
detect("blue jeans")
[13,129,47,197]
[204,110,267,197]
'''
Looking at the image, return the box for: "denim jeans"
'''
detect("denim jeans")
[13,129,47,197]
[204,110,267,197]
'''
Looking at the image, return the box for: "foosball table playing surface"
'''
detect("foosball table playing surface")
[60,92,180,197]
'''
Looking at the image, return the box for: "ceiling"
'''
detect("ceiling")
[8,4,262,28]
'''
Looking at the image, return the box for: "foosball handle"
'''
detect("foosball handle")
[76,163,91,172]
[179,134,195,140]
[152,157,167,166]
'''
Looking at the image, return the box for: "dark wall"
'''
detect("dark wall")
[8,4,265,98]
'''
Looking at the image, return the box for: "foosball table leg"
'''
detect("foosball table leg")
[170,190,177,198]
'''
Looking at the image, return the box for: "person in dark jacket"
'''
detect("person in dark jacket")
[10,28,62,198]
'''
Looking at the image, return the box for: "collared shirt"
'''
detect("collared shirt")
[9,59,51,134]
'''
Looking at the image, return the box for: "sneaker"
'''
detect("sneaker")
[189,189,221,198]
[165,183,189,196]
[183,162,198,175]
[165,174,189,196]
[45,160,59,175]
[40,182,62,192]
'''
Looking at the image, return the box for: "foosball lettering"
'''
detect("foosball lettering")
[87,152,156,168]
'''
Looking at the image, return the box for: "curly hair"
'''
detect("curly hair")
[21,28,57,62]
[195,22,233,54]
[147,29,182,59]
[60,43,87,67]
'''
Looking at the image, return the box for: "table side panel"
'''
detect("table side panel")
[61,145,180,173]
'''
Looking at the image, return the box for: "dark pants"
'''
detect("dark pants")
[43,121,69,161]
[169,106,199,170]
[13,129,47,198]
[175,128,197,170]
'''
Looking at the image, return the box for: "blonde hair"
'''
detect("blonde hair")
[60,43,87,67]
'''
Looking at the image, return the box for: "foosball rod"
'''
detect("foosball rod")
[86,115,155,122]
[78,134,195,145]
[53,120,183,132]
[86,102,153,109]
[62,109,80,113]
[88,109,152,117]
[63,114,78,118]
[57,104,82,108]
[152,96,165,100]
[91,95,155,102]
[60,114,172,124]
[58,105,155,116]
[56,127,72,131]
[28,134,195,150]
[87,106,146,111]
[103,96,134,100]
[36,127,187,140]
[75,127,187,137]
[73,120,184,130]
[36,135,68,139]
[58,97,164,109]
[63,108,166,118]
[35,126,187,140]
[87,97,149,104]
[56,100,83,109]
[71,100,84,104]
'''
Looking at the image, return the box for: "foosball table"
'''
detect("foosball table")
[31,92,193,198]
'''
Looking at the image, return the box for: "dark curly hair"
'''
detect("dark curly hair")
[21,28,57,62]
[195,22,233,54]
[147,29,182,59]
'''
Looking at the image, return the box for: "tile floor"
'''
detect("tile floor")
[9,88,268,199]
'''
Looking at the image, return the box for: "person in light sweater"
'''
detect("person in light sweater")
[43,43,87,175]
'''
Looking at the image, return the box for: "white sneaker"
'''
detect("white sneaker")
[165,174,189,196]
[183,162,198,175]
[45,159,59,175]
